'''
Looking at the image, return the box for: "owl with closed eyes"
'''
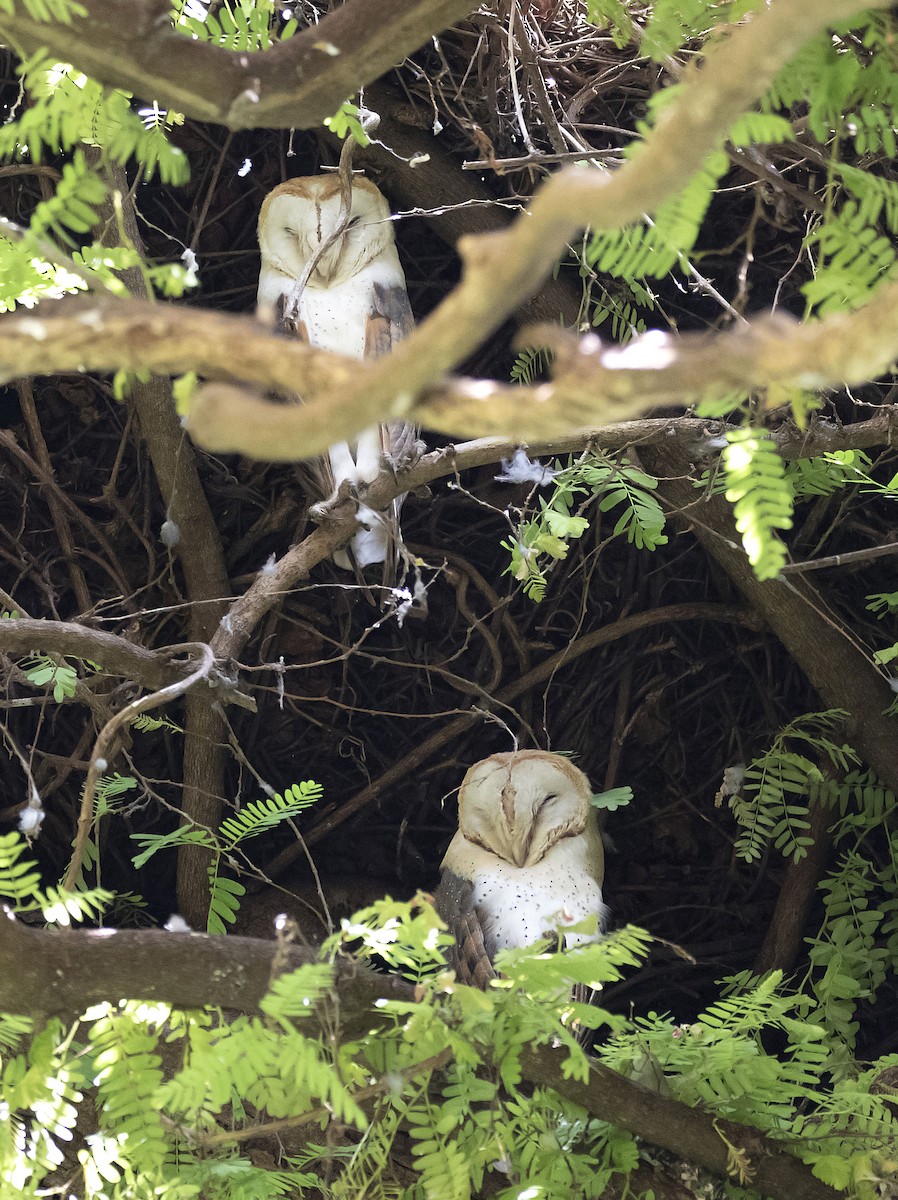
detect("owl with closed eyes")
[257,175,419,583]
[435,751,607,987]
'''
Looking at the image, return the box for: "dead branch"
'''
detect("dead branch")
[0,909,838,1200]
[0,0,478,131]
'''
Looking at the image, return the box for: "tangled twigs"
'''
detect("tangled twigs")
[0,617,255,709]
[262,602,761,878]
[64,643,215,893]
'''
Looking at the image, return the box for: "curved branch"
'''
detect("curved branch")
[0,910,838,1200]
[4,291,898,461]
[186,293,898,453]
[0,617,255,710]
[0,0,478,130]
[64,642,215,891]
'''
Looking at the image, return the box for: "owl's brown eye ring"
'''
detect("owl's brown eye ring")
[283,225,297,236]
[542,793,559,806]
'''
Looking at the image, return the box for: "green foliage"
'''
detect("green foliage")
[0,829,111,923]
[2,829,898,1198]
[786,448,875,499]
[131,781,324,933]
[639,0,764,63]
[509,344,553,385]
[502,453,666,601]
[175,0,298,50]
[720,427,792,580]
[867,590,898,617]
[803,200,898,315]
[590,785,633,812]
[589,277,654,341]
[20,653,79,703]
[726,710,859,862]
[0,0,84,20]
[323,100,372,147]
[584,0,634,50]
[586,143,728,282]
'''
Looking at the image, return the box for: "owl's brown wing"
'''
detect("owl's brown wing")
[364,281,416,358]
[434,869,497,989]
[361,281,421,590]
[366,281,421,471]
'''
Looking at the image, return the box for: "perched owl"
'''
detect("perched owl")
[435,751,607,987]
[257,175,418,580]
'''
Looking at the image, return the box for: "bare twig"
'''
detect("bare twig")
[63,642,215,892]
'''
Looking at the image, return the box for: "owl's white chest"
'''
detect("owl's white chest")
[442,830,606,954]
[256,252,404,362]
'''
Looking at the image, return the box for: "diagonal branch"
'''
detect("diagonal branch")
[0,0,478,130]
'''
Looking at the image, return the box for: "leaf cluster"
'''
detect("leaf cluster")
[502,452,667,602]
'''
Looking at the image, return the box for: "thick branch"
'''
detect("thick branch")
[0,0,477,130]
[520,1046,837,1200]
[0,910,837,1200]
[4,295,898,460]
[187,297,898,453]
[0,297,351,397]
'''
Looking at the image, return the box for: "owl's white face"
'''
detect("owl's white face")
[457,751,592,870]
[258,176,395,287]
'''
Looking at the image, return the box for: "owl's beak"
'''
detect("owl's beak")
[509,830,533,869]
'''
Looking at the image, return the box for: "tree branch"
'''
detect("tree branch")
[0,0,478,130]
[0,617,255,709]
[186,297,898,453]
[4,291,898,461]
[0,910,838,1200]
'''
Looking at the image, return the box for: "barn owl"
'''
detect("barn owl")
[257,174,418,580]
[435,751,607,987]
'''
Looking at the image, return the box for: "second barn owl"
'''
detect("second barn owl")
[257,175,418,581]
[435,751,607,987]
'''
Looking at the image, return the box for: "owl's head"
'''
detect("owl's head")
[258,175,395,285]
[457,750,594,869]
